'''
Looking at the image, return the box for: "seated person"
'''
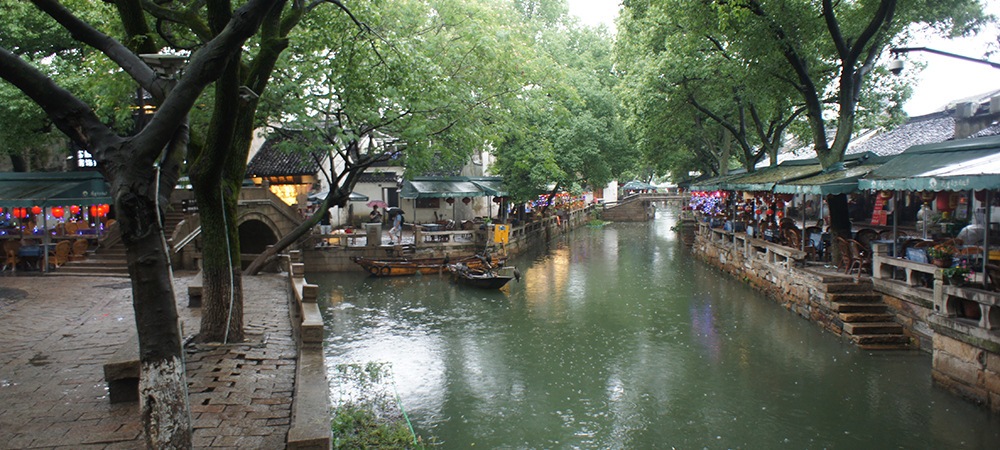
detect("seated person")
[957,220,986,246]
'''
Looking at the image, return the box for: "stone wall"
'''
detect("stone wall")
[931,331,1000,412]
[692,225,847,338]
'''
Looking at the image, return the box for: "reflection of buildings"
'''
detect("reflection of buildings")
[523,248,572,314]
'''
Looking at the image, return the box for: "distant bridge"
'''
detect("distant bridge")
[601,192,688,222]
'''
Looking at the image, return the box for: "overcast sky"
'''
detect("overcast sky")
[565,0,1000,117]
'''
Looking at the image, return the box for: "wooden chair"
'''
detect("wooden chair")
[878,229,908,240]
[52,240,71,267]
[986,264,1000,291]
[2,240,20,271]
[834,236,853,272]
[65,222,79,235]
[70,239,89,261]
[854,228,878,249]
[847,239,872,276]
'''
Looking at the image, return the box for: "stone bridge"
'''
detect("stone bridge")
[171,187,304,269]
[601,192,687,222]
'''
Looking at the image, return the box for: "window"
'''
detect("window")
[416,198,440,208]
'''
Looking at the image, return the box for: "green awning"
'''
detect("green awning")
[469,177,507,197]
[773,153,887,195]
[859,135,1000,192]
[723,159,823,192]
[688,170,747,191]
[400,177,487,199]
[0,171,111,207]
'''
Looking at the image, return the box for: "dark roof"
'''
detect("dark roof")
[245,134,325,177]
[970,123,1000,139]
[358,171,398,183]
[846,111,955,157]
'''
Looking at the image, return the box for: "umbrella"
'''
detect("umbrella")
[367,200,388,209]
[386,207,404,217]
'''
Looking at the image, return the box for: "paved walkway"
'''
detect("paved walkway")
[0,272,297,449]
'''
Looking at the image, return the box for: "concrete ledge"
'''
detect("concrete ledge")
[103,332,139,404]
[287,258,332,449]
[187,270,202,307]
[287,349,331,449]
[301,302,325,345]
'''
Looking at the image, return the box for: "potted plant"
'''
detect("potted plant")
[942,266,970,286]
[926,244,955,267]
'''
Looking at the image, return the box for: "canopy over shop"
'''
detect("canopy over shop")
[399,176,509,221]
[0,171,113,272]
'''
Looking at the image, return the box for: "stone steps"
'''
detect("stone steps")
[834,302,888,314]
[51,247,128,277]
[839,312,897,323]
[830,288,911,350]
[843,321,904,335]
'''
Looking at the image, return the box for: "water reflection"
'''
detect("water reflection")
[314,207,1000,448]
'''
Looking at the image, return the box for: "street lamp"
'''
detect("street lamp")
[134,53,188,133]
[888,47,1000,75]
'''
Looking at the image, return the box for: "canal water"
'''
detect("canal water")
[313,208,1000,448]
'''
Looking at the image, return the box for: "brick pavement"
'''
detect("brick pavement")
[0,272,297,449]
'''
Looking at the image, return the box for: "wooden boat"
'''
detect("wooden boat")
[351,254,504,277]
[447,264,519,289]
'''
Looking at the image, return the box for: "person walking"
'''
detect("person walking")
[389,209,403,244]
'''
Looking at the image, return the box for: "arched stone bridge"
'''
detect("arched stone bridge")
[601,192,688,222]
[170,187,304,269]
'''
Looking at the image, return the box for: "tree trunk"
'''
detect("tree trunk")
[826,194,852,264]
[193,183,245,343]
[119,182,192,448]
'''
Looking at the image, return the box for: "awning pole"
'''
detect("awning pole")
[892,192,898,257]
[42,209,49,273]
[801,193,806,251]
[984,191,991,289]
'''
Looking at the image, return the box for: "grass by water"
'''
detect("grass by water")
[331,362,433,449]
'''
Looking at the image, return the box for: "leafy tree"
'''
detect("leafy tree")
[706,0,987,239]
[493,7,635,206]
[243,0,537,273]
[0,0,281,445]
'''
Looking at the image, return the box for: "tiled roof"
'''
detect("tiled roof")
[970,123,1000,138]
[245,134,325,177]
[846,112,955,157]
[358,171,398,183]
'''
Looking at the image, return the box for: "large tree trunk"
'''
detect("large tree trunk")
[192,180,245,343]
[117,168,192,448]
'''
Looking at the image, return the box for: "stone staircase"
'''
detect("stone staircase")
[54,207,188,278]
[54,244,129,277]
[827,279,911,350]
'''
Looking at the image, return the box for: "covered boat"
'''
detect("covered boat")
[447,263,519,289]
[351,253,504,277]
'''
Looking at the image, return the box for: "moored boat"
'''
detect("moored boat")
[447,263,519,289]
[351,254,504,277]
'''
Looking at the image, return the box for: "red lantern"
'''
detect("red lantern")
[936,192,954,212]
[462,197,471,205]
[14,208,26,219]
[89,205,98,217]
[0,207,4,214]
[446,198,455,205]
[52,207,64,218]
[70,205,80,215]
[99,204,110,216]
[31,206,41,215]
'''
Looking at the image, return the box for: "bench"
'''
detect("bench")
[103,333,140,403]
[187,270,202,307]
